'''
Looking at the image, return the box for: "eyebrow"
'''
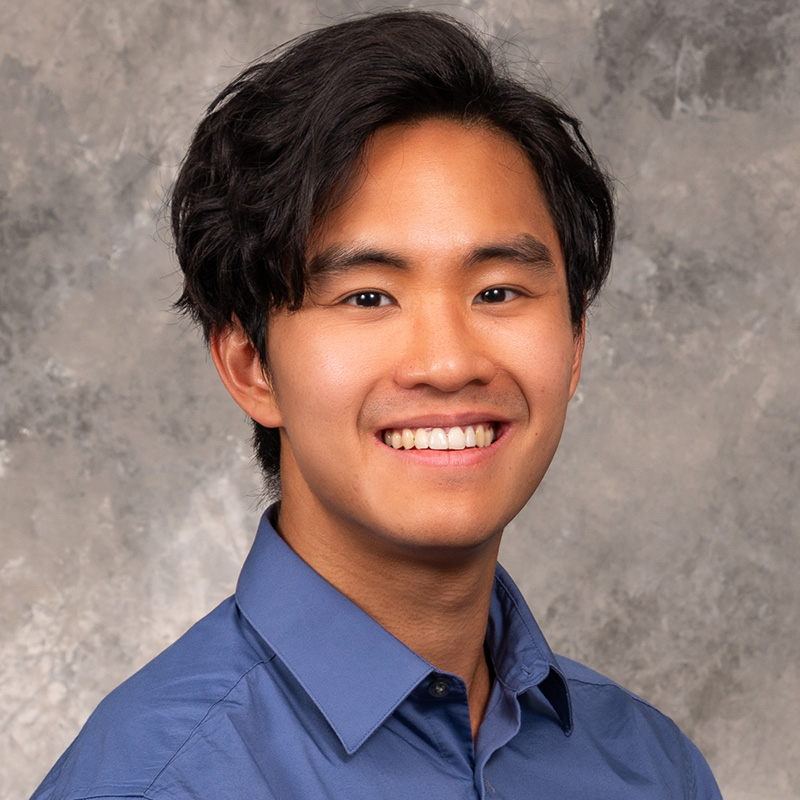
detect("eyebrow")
[464,234,557,273]
[308,233,557,278]
[308,245,409,276]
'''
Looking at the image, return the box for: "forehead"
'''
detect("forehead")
[309,118,563,267]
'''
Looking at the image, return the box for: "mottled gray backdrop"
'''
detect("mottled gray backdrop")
[2,0,798,797]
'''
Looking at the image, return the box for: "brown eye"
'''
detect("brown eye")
[477,287,518,304]
[345,291,390,307]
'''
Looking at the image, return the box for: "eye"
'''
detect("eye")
[475,287,520,304]
[343,290,392,308]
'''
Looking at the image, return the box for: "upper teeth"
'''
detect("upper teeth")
[383,424,495,450]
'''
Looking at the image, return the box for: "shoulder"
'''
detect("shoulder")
[31,597,274,800]
[557,653,679,731]
[555,655,722,800]
[558,654,685,746]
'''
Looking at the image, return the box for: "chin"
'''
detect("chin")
[372,506,513,556]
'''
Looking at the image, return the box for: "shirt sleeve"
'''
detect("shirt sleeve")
[684,735,723,800]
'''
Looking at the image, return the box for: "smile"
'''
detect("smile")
[382,423,496,451]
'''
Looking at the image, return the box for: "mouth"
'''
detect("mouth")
[381,422,497,451]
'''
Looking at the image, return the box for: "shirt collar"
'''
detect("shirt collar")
[235,509,433,754]
[235,508,571,753]
[489,564,573,734]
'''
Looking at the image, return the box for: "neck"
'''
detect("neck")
[275,505,502,738]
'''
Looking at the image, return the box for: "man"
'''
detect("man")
[32,11,721,799]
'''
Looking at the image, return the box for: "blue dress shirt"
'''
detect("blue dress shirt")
[32,510,721,799]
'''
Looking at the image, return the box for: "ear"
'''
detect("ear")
[210,321,284,428]
[568,318,585,400]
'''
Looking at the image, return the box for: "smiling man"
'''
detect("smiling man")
[32,11,721,800]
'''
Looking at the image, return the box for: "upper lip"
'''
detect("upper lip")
[378,412,508,430]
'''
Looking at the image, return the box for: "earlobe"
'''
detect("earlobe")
[568,319,585,400]
[210,322,283,428]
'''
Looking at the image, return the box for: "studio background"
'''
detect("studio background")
[2,1,798,798]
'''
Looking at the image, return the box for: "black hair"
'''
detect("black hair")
[171,10,615,492]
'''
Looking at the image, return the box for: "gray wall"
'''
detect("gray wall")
[2,1,798,797]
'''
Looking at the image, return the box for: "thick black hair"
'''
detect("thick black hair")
[171,10,615,491]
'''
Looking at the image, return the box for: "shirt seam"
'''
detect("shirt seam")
[85,795,151,800]
[564,674,662,713]
[679,717,697,800]
[568,674,697,798]
[47,788,154,800]
[142,657,276,796]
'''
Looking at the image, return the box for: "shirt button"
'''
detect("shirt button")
[428,677,451,698]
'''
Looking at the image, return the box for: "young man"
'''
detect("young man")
[32,11,721,799]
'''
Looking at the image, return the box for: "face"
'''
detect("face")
[259,119,582,562]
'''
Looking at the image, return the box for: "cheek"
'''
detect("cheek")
[500,322,579,400]
[268,322,384,428]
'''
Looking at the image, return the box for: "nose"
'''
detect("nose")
[393,303,495,392]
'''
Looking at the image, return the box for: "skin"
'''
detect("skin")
[212,118,583,737]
